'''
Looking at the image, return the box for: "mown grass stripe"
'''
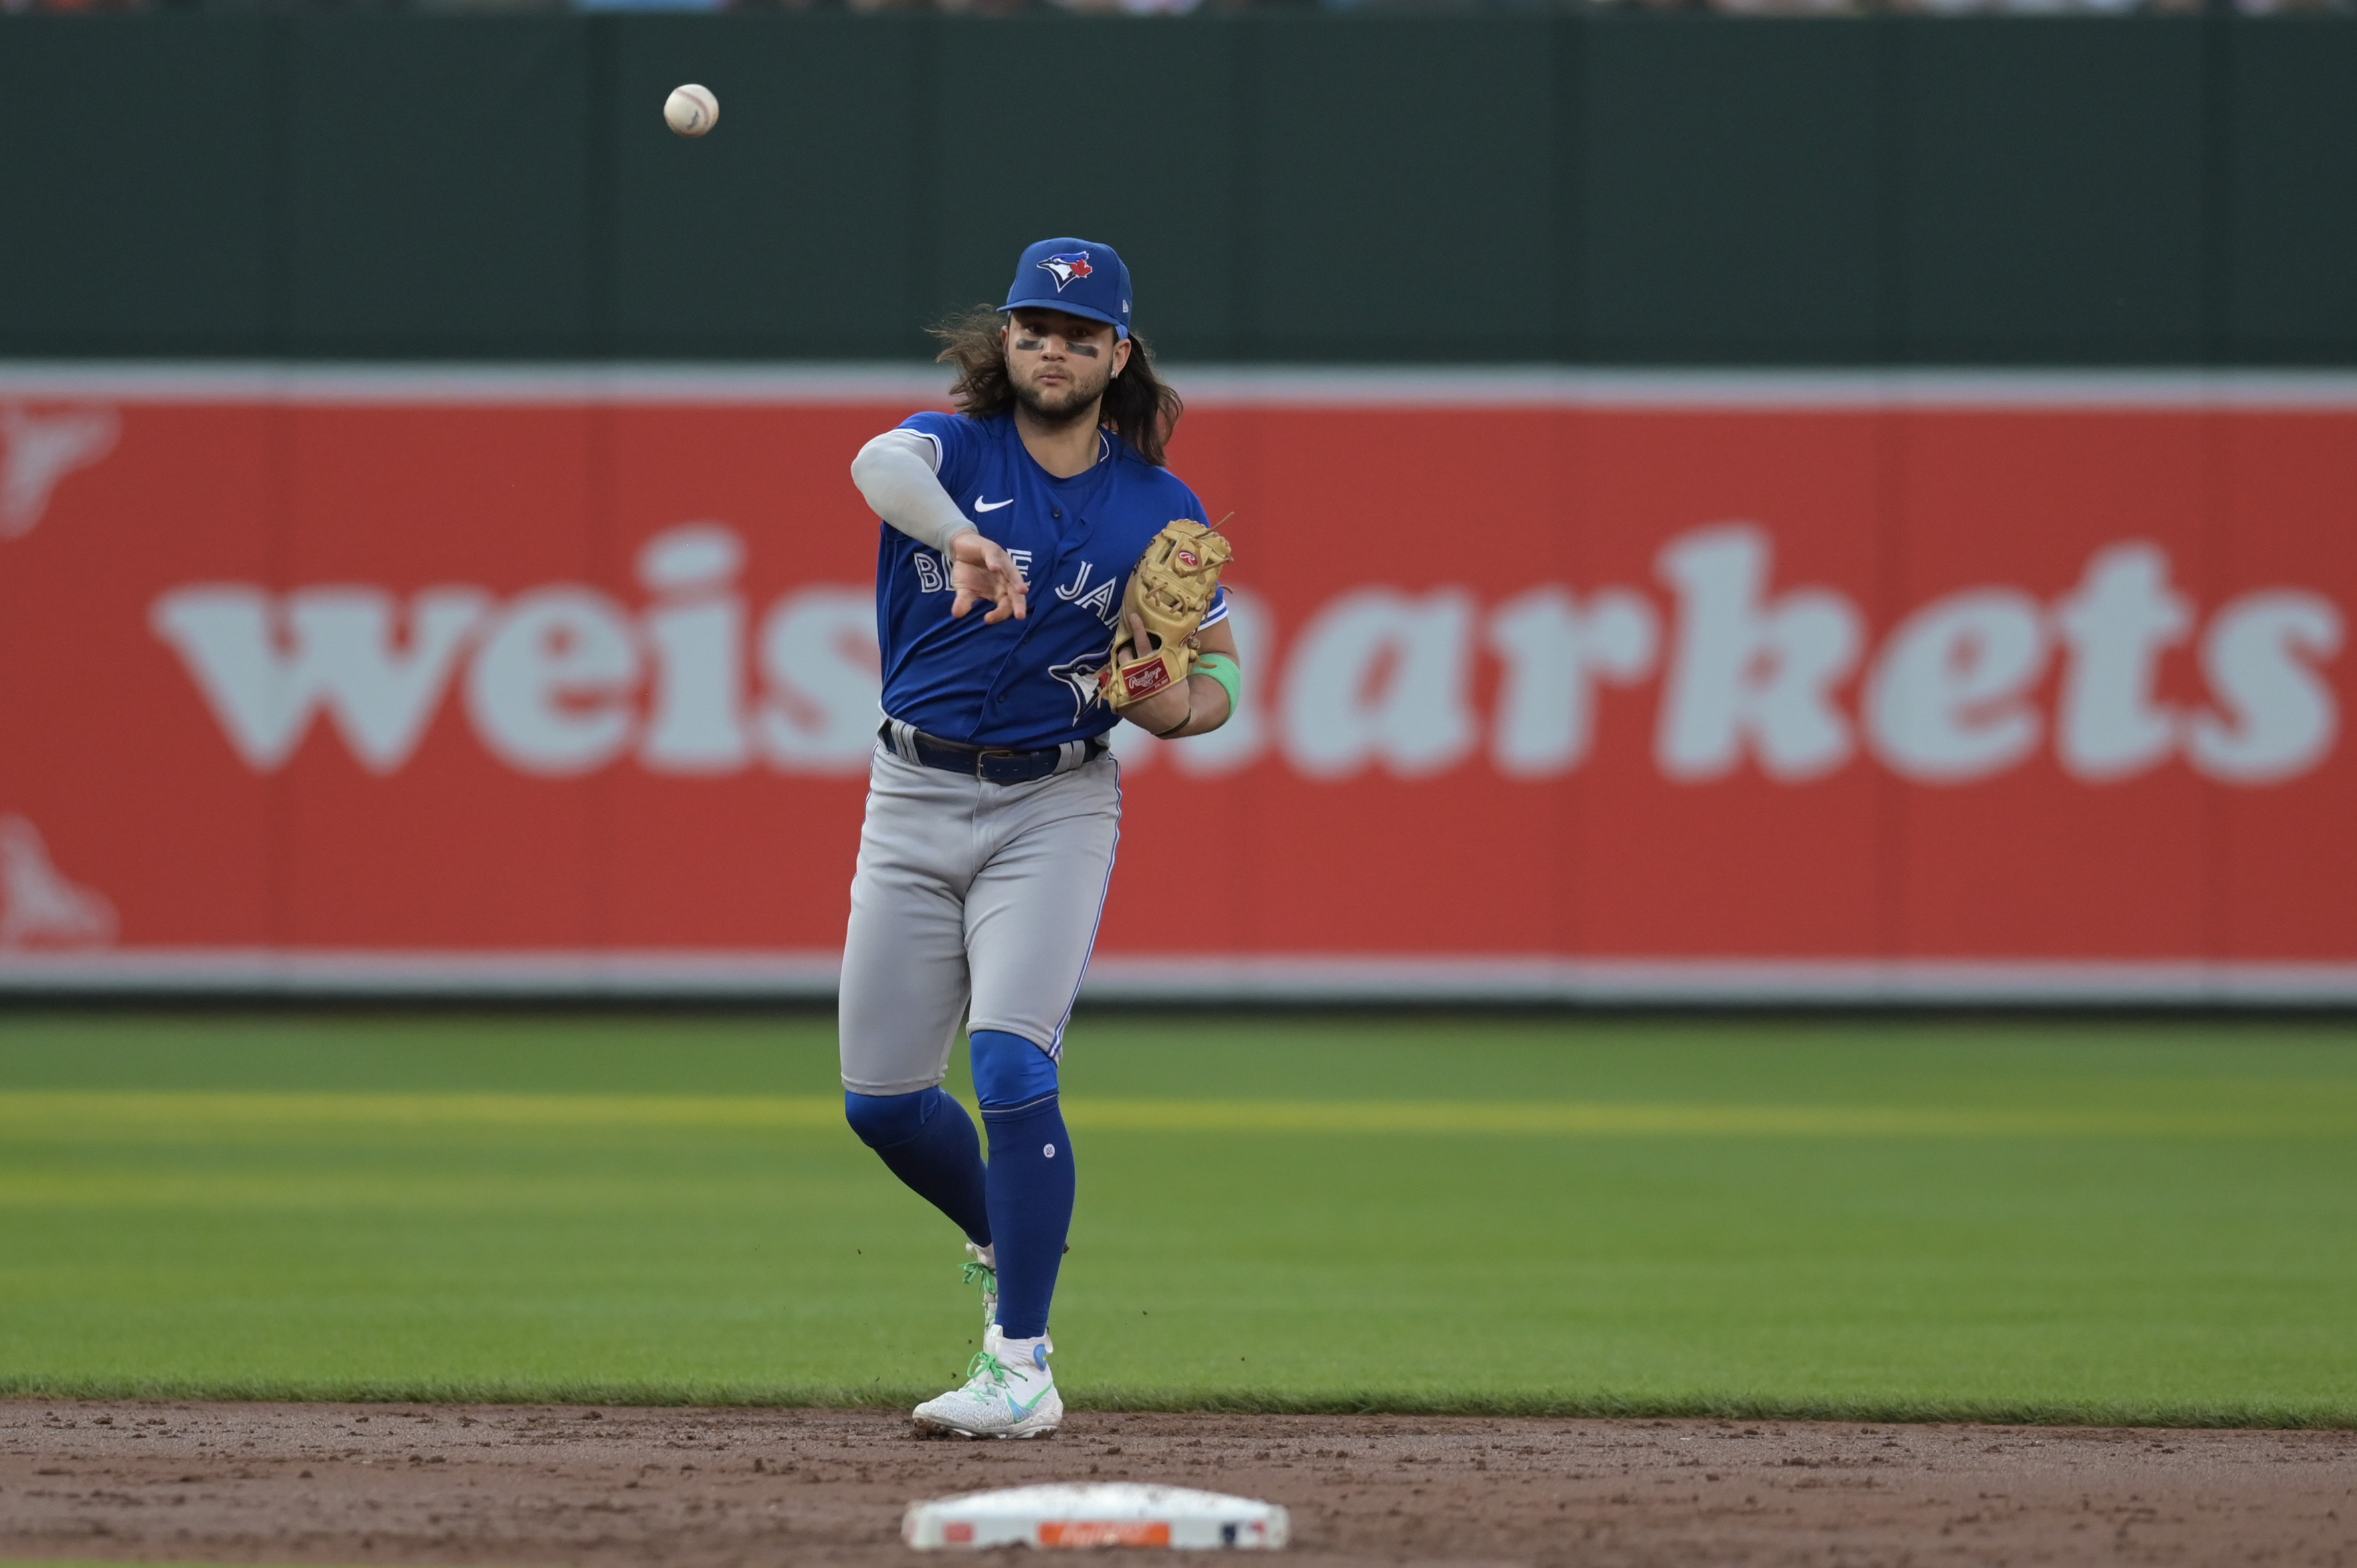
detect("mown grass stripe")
[1074,1100,2346,1139]
[0,1090,2343,1140]
[0,1171,790,1208]
[0,1373,2347,1428]
[0,1092,846,1130]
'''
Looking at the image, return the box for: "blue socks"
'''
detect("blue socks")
[979,1098,1074,1340]
[970,1030,1073,1341]
[846,1030,1073,1341]
[969,1027,1060,1107]
[842,1086,990,1250]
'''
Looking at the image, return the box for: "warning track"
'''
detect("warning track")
[2,1401,2351,1566]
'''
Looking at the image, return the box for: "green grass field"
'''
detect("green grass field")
[1,1011,2352,1426]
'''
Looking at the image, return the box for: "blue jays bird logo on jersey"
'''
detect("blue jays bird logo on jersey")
[1036,252,1094,292]
[1047,654,1109,724]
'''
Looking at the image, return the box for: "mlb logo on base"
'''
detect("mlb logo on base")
[903,1482,1290,1551]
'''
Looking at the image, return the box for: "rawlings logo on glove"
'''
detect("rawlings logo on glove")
[1101,519,1234,710]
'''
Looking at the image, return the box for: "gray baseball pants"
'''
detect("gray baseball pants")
[838,740,1122,1096]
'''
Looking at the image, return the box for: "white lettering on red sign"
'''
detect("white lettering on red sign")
[149,525,2346,789]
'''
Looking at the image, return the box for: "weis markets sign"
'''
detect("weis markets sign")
[1,369,2351,1000]
[142,525,2336,791]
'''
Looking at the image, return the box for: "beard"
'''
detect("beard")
[1012,361,1112,426]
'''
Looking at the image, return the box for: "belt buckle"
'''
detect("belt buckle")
[974,747,1022,782]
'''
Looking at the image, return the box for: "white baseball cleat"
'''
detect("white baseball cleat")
[913,1335,1062,1440]
[963,1241,999,1334]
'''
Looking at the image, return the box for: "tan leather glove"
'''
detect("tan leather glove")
[1101,519,1236,710]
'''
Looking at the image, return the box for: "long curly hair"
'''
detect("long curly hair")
[929,306,1183,468]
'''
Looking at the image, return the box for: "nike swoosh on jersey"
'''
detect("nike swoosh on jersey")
[975,496,1014,512]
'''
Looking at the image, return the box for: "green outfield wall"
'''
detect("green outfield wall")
[1,13,2352,365]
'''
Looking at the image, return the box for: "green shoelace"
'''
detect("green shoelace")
[965,1349,1010,1387]
[961,1260,997,1294]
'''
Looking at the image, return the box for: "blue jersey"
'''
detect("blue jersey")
[875,411,1228,750]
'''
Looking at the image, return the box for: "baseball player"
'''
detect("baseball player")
[841,237,1240,1438]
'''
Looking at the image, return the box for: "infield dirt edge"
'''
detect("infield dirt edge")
[2,1378,2350,1430]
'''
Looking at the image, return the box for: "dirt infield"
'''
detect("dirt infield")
[1,1401,2350,1567]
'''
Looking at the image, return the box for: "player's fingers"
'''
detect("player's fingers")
[950,585,977,619]
[965,542,1024,621]
[989,541,1028,589]
[1129,611,1157,651]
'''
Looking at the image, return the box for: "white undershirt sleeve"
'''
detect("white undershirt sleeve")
[850,428,977,555]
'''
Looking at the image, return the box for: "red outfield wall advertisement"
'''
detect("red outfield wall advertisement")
[0,366,2352,1001]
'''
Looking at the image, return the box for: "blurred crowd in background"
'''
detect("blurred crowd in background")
[4,0,2348,17]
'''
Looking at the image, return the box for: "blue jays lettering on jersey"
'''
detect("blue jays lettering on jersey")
[876,410,1228,750]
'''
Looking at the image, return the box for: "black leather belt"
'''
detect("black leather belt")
[880,721,1103,785]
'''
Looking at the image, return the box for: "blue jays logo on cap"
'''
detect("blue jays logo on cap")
[1006,237,1133,340]
[1036,252,1094,292]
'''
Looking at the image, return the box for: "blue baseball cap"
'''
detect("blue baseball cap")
[1003,237,1132,340]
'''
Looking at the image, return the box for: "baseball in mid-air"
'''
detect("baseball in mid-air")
[664,84,719,138]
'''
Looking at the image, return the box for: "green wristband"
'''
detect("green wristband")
[1195,651,1243,717]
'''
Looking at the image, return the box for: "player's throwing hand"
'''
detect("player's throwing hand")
[947,530,1028,623]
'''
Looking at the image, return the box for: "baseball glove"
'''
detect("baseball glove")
[1101,518,1235,710]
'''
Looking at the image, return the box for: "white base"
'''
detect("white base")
[903,1482,1289,1551]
